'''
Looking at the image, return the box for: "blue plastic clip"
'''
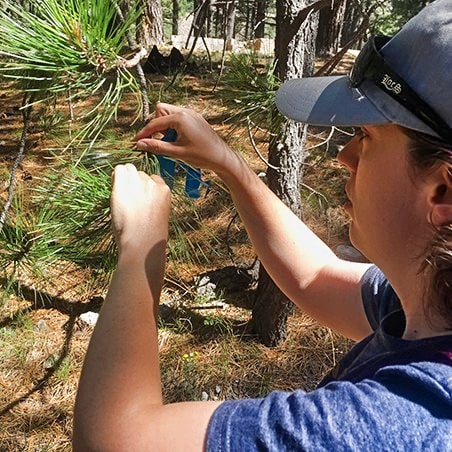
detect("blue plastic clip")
[157,129,208,199]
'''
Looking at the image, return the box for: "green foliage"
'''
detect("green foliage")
[0,0,164,291]
[168,194,223,267]
[371,0,433,36]
[0,190,63,279]
[0,0,143,144]
[161,0,192,40]
[33,164,115,273]
[0,153,123,286]
[0,149,225,292]
[0,311,35,365]
[53,355,72,382]
[203,314,233,336]
[0,1,251,312]
[219,52,282,132]
[35,106,66,135]
[27,151,159,274]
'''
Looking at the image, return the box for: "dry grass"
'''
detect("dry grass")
[159,311,352,404]
[0,68,355,449]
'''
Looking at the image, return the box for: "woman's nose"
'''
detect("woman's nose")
[337,137,360,172]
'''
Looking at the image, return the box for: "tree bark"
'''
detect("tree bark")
[316,0,347,57]
[225,1,236,50]
[341,0,364,47]
[136,0,164,47]
[254,0,266,38]
[172,0,179,36]
[252,0,319,347]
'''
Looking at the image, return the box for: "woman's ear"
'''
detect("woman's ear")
[430,166,452,227]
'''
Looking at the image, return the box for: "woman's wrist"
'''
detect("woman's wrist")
[117,236,167,266]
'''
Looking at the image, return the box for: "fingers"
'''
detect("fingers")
[113,163,138,183]
[155,102,185,117]
[112,163,132,190]
[134,106,189,142]
[134,112,186,155]
[134,115,175,142]
[149,173,167,186]
[137,170,166,187]
[134,104,196,143]
[135,137,181,156]
[112,164,167,187]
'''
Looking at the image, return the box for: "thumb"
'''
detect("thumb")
[135,138,180,157]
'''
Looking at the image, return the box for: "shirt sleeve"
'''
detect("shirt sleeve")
[360,265,401,331]
[207,387,379,451]
[206,369,450,452]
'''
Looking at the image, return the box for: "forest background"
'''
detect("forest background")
[0,0,429,449]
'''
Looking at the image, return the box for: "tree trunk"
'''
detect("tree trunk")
[341,0,364,47]
[172,0,179,36]
[214,4,222,38]
[316,0,347,57]
[252,0,319,347]
[225,1,236,50]
[254,0,266,38]
[136,0,164,47]
[245,0,256,40]
[192,0,209,38]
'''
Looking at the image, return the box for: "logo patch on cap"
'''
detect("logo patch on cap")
[381,74,402,95]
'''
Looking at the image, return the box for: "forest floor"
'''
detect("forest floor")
[0,53,360,450]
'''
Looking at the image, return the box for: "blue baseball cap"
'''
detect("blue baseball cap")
[276,0,452,140]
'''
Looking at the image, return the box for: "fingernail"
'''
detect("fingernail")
[136,141,148,150]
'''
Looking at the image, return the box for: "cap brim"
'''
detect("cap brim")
[276,76,390,127]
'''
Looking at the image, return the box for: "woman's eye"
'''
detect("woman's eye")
[355,128,368,140]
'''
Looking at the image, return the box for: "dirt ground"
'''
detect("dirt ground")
[0,65,356,450]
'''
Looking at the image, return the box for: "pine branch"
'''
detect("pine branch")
[113,0,150,121]
[0,94,33,232]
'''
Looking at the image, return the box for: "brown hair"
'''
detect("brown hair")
[403,127,452,329]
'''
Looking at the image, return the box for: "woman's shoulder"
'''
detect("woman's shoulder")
[207,362,452,452]
[361,265,402,329]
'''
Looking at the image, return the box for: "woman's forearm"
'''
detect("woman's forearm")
[73,243,167,450]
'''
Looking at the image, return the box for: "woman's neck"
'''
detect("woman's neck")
[389,270,451,340]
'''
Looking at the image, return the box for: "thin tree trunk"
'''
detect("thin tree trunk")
[0,95,33,232]
[225,0,236,50]
[252,0,320,347]
[254,0,266,38]
[316,0,347,57]
[214,4,222,38]
[172,0,179,36]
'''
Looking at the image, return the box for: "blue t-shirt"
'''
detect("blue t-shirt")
[206,266,452,451]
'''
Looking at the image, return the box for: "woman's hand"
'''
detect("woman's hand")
[134,103,235,175]
[111,163,171,255]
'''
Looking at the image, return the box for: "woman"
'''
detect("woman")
[73,1,452,450]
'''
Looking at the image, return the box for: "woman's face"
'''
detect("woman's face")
[337,124,431,271]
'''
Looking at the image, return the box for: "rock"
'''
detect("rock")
[195,265,258,296]
[195,275,218,301]
[34,319,49,333]
[201,391,209,401]
[44,354,59,370]
[79,311,99,327]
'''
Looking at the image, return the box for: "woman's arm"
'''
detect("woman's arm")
[134,104,372,340]
[73,164,221,451]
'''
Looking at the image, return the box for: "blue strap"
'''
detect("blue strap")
[159,129,208,199]
[156,155,176,189]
